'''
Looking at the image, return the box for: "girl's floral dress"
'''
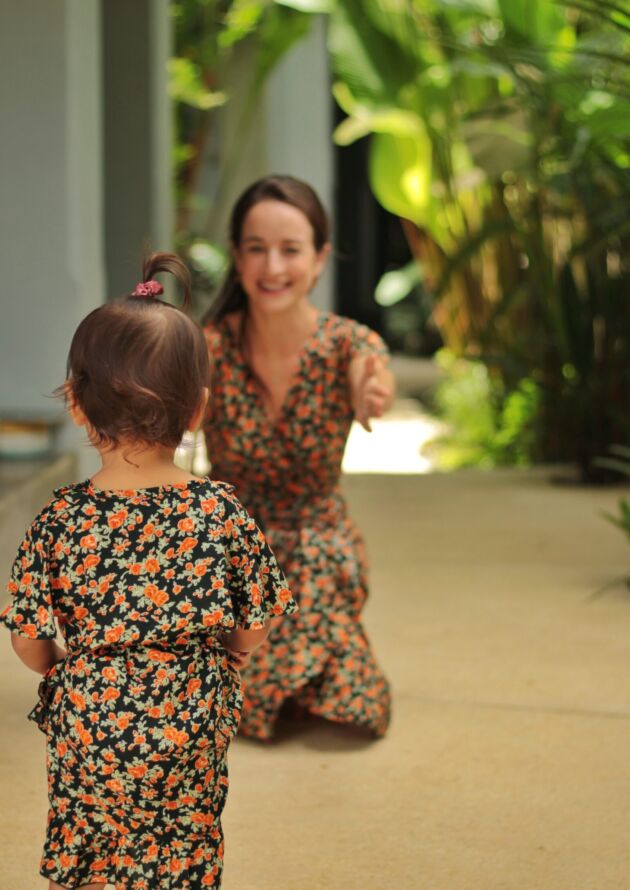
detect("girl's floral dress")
[203,311,391,740]
[1,477,296,889]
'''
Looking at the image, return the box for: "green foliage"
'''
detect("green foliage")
[428,349,539,469]
[168,58,227,109]
[247,4,312,97]
[374,261,421,307]
[596,447,630,544]
[187,239,228,284]
[169,1,630,481]
[171,0,313,246]
[603,499,630,545]
[296,0,630,481]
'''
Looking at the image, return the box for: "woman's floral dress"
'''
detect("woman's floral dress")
[1,478,296,889]
[203,311,391,740]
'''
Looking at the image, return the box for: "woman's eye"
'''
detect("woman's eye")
[284,248,300,255]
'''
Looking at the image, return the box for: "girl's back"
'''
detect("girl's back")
[5,476,291,887]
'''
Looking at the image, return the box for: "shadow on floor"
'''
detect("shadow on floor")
[236,712,378,753]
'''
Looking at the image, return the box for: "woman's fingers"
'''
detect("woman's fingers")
[354,355,391,431]
[360,354,378,387]
[368,399,385,418]
[365,382,391,400]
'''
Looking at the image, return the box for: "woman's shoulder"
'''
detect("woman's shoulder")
[321,312,389,357]
[203,313,242,370]
[322,311,376,337]
[204,311,240,342]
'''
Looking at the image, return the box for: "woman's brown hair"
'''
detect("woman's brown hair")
[204,174,330,324]
[64,252,210,449]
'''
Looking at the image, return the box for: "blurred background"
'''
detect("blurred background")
[2,5,630,889]
[1,0,629,487]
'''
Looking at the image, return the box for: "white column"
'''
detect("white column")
[0,0,104,416]
[102,0,174,298]
[265,17,334,310]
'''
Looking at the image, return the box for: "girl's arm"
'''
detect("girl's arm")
[219,622,271,670]
[349,354,395,432]
[11,634,65,675]
[220,622,270,653]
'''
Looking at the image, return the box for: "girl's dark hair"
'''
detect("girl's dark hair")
[64,252,210,449]
[205,174,330,324]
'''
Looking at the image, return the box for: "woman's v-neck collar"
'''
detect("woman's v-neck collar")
[221,310,329,428]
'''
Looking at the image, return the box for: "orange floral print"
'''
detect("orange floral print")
[204,312,391,740]
[1,478,296,887]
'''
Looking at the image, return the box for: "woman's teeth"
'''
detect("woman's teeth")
[261,283,288,292]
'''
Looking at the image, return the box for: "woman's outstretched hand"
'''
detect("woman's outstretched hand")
[351,354,394,432]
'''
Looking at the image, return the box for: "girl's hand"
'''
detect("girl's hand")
[225,648,251,670]
[10,635,65,675]
[218,632,253,670]
[352,355,394,432]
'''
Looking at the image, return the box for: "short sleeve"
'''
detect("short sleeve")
[224,502,298,629]
[349,320,389,360]
[1,524,57,639]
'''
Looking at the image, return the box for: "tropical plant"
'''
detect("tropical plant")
[170,0,314,295]
[596,446,630,543]
[427,349,539,469]
[283,0,630,480]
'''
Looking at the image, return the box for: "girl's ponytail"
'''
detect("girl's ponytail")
[63,248,209,450]
[139,252,192,310]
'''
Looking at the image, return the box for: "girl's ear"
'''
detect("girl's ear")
[65,384,88,429]
[188,387,210,433]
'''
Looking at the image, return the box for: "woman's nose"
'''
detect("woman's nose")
[264,249,284,275]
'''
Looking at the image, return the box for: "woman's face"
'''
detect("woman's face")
[233,200,330,315]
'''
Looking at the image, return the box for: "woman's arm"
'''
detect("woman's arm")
[349,354,396,432]
[11,634,65,675]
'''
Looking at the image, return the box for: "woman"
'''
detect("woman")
[203,175,393,740]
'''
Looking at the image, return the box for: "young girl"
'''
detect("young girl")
[203,175,393,741]
[1,253,297,890]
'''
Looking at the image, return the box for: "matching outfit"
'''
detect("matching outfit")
[204,311,391,739]
[2,310,390,887]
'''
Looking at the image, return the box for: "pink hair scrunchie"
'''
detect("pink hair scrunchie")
[132,280,164,297]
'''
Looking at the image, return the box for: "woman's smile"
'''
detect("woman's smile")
[234,200,328,312]
[259,281,291,293]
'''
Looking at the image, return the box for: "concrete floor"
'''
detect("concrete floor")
[2,468,630,889]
